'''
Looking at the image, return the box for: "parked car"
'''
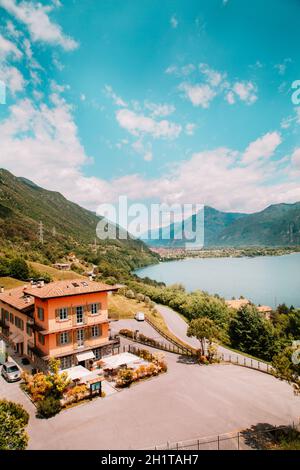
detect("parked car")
[135,311,145,322]
[1,361,21,382]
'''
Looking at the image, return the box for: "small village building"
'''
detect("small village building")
[0,279,120,371]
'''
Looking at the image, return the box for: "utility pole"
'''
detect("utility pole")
[39,221,44,244]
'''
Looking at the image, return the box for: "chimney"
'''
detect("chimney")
[0,286,4,293]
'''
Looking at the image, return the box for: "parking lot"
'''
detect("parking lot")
[0,322,299,450]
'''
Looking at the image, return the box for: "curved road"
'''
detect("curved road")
[156,304,269,372]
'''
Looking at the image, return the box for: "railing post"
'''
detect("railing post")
[237,432,240,450]
[217,435,220,450]
[258,362,260,370]
[197,439,200,450]
[251,359,253,368]
[244,357,246,366]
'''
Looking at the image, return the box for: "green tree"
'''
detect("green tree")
[187,317,219,356]
[0,399,29,450]
[9,258,30,280]
[229,305,278,361]
[272,345,300,395]
[285,310,300,339]
[47,358,71,398]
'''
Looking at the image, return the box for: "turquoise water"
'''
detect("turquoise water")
[135,253,300,308]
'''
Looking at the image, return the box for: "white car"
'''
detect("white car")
[1,361,21,382]
[135,312,145,322]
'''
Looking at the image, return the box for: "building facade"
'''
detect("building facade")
[0,280,119,370]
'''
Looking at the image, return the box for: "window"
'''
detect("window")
[76,306,83,324]
[9,312,14,323]
[26,324,32,337]
[60,331,69,345]
[59,308,68,321]
[38,333,45,345]
[37,307,44,321]
[91,325,100,338]
[91,303,101,315]
[60,355,72,370]
[15,316,24,330]
[93,348,101,359]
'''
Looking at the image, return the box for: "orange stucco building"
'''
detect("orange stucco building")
[0,279,119,370]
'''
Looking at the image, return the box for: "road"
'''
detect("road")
[156,304,269,372]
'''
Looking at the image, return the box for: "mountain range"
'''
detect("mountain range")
[0,169,156,273]
[141,204,300,248]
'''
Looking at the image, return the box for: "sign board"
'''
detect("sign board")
[90,381,101,392]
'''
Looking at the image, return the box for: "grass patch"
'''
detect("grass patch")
[108,294,195,351]
[219,342,270,364]
[29,262,84,281]
[0,276,24,289]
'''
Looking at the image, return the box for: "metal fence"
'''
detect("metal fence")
[147,421,300,450]
[217,352,272,374]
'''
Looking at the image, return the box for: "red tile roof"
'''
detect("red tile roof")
[24,279,118,299]
[0,286,34,311]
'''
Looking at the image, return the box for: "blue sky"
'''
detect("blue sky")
[0,0,300,217]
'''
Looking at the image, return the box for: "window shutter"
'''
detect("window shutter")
[85,328,91,340]
[56,334,61,346]
[97,303,101,312]
[55,309,60,321]
[68,331,72,344]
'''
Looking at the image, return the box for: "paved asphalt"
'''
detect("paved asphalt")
[156,304,269,371]
[0,314,298,450]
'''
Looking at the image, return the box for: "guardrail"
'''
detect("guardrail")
[144,316,195,356]
[146,421,300,450]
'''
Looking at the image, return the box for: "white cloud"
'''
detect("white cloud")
[179,82,216,108]
[185,123,196,135]
[232,81,257,105]
[104,85,127,107]
[225,90,235,105]
[0,65,25,94]
[0,33,22,59]
[170,15,178,29]
[0,0,78,50]
[144,101,175,118]
[165,64,195,76]
[290,148,300,172]
[116,108,182,139]
[1,101,299,214]
[199,63,224,87]
[243,132,282,164]
[274,58,291,76]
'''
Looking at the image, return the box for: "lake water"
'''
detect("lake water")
[135,253,300,308]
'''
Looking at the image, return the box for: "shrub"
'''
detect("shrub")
[136,293,145,302]
[64,384,88,404]
[116,368,135,388]
[119,328,134,339]
[125,289,135,299]
[0,399,29,450]
[37,396,61,419]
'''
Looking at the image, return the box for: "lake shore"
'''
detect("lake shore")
[148,246,300,262]
[135,252,300,308]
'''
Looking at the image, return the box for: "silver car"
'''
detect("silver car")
[1,361,21,382]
